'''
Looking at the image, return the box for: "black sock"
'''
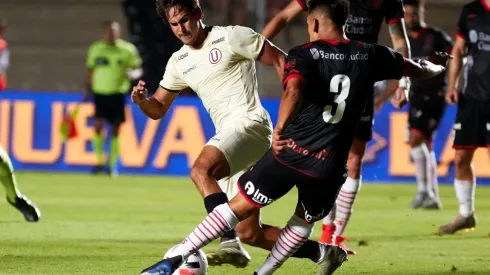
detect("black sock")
[204,192,228,213]
[203,192,238,243]
[291,240,321,262]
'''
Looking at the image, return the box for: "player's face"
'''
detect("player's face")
[404,5,421,31]
[167,6,202,46]
[103,23,120,44]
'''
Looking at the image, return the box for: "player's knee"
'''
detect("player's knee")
[408,130,425,147]
[190,165,209,185]
[454,152,472,169]
[236,226,263,246]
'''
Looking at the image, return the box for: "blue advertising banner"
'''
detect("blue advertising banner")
[1,91,489,184]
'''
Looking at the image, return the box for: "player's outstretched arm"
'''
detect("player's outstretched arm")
[261,0,304,40]
[131,81,179,120]
[257,41,287,80]
[446,36,465,104]
[401,54,449,79]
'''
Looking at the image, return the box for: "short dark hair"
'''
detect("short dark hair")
[307,0,350,28]
[101,20,119,29]
[156,0,201,23]
[404,0,421,7]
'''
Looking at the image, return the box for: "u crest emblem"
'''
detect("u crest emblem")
[209,48,222,64]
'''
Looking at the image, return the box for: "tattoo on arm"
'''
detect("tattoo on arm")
[389,21,411,58]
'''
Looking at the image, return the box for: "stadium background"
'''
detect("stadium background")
[1,0,489,184]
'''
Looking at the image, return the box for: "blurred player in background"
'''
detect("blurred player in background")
[139,0,449,274]
[0,18,9,91]
[261,0,411,254]
[402,0,452,209]
[0,146,40,222]
[439,0,490,235]
[134,0,345,272]
[84,21,142,177]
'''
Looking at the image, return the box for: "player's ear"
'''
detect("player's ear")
[314,19,319,33]
[196,7,203,20]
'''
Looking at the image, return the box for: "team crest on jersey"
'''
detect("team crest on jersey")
[284,59,297,74]
[209,48,222,64]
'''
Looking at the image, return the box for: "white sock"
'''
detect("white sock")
[428,151,440,200]
[322,204,335,226]
[454,179,475,217]
[334,177,360,237]
[410,144,429,194]
[175,203,238,259]
[255,215,314,275]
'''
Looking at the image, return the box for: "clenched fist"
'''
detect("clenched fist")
[131,80,148,105]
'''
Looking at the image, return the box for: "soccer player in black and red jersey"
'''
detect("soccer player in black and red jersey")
[438,0,490,235]
[402,0,452,210]
[139,1,448,274]
[261,0,411,253]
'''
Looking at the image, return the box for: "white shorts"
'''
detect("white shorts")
[208,117,272,199]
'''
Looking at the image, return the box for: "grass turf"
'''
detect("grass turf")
[1,172,489,274]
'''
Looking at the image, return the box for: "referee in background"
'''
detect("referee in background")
[84,20,142,177]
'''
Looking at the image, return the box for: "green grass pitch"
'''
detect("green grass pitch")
[1,173,489,274]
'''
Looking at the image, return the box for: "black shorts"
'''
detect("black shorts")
[407,93,446,141]
[453,95,490,149]
[354,91,374,142]
[237,150,345,224]
[93,93,126,124]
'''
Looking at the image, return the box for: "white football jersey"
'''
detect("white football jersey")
[160,25,271,131]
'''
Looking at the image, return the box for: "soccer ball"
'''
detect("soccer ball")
[163,245,208,275]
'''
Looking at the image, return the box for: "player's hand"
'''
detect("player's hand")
[445,87,459,105]
[391,87,408,109]
[131,80,148,105]
[272,129,288,155]
[426,52,453,67]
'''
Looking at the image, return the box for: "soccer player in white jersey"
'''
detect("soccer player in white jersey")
[132,0,344,272]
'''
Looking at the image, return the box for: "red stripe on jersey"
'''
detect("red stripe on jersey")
[452,145,478,149]
[320,39,350,45]
[456,32,466,40]
[282,74,306,88]
[387,17,402,24]
[295,0,307,11]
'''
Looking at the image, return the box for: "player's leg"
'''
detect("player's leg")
[0,145,40,222]
[91,93,107,174]
[106,93,126,177]
[204,119,272,266]
[255,172,348,275]
[140,150,294,275]
[439,96,479,234]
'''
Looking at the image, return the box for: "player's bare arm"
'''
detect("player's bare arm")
[273,77,304,154]
[389,21,411,58]
[132,80,179,120]
[446,36,465,105]
[392,53,450,107]
[257,40,287,80]
[261,0,304,40]
[83,68,93,102]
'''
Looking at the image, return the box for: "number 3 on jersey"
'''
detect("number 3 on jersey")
[323,74,350,124]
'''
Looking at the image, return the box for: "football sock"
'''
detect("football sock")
[92,133,104,166]
[334,177,360,237]
[175,203,238,259]
[291,240,322,262]
[410,144,430,194]
[0,146,21,201]
[454,179,475,217]
[255,215,314,275]
[429,151,440,199]
[204,192,238,242]
[109,137,120,170]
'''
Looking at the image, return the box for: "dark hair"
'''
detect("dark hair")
[156,0,201,23]
[403,0,421,7]
[307,0,350,28]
